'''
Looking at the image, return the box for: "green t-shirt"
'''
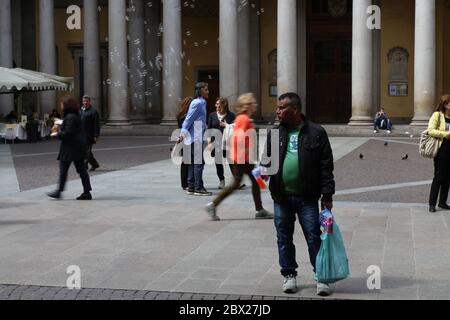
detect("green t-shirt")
[283,125,303,195]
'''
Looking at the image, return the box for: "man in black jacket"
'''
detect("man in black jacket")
[80,95,100,171]
[261,92,335,296]
[47,96,92,200]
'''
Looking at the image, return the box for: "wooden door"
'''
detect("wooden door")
[307,36,351,123]
[198,69,219,116]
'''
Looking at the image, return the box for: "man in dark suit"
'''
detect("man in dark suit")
[47,96,92,200]
[80,95,101,171]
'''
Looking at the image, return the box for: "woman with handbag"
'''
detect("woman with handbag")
[207,97,236,189]
[428,95,450,212]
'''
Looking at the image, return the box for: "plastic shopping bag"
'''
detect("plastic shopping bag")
[315,209,350,284]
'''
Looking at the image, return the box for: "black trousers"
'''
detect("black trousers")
[58,160,92,193]
[180,162,189,189]
[212,149,233,182]
[85,144,99,168]
[429,146,450,206]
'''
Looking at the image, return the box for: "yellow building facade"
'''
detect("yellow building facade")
[2,0,450,125]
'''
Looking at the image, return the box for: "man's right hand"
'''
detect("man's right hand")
[176,136,184,144]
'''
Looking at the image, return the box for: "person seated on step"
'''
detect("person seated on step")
[373,106,393,134]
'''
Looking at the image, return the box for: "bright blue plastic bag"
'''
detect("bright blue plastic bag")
[315,209,350,284]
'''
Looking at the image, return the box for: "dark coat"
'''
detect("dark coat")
[208,111,236,132]
[261,119,335,203]
[80,106,100,145]
[56,112,87,162]
[177,114,186,129]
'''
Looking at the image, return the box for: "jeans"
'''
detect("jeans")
[274,196,322,277]
[187,142,205,191]
[374,117,392,131]
[58,160,92,193]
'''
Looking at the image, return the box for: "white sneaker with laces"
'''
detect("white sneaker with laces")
[282,275,297,293]
[218,180,225,189]
[316,282,331,296]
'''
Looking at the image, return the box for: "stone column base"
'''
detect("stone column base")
[106,119,131,126]
[348,116,373,126]
[410,117,430,126]
[160,118,178,126]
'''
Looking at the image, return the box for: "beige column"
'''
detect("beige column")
[39,0,56,116]
[129,0,147,123]
[107,0,130,125]
[220,0,239,109]
[238,1,250,95]
[297,0,307,114]
[0,0,14,117]
[349,0,373,126]
[161,0,182,125]
[84,0,102,118]
[277,0,297,95]
[411,0,436,125]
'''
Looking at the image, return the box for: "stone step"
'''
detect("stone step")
[100,124,427,137]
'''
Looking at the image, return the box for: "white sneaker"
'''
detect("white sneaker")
[205,202,220,221]
[218,180,225,189]
[387,130,391,134]
[373,130,378,134]
[255,209,274,219]
[316,282,331,296]
[282,275,297,293]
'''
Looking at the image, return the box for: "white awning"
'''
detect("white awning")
[0,67,73,93]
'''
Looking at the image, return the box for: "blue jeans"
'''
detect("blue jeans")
[374,117,392,130]
[187,142,205,191]
[274,196,322,277]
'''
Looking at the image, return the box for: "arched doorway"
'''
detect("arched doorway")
[306,0,352,123]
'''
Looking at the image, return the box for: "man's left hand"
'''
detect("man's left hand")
[321,200,333,211]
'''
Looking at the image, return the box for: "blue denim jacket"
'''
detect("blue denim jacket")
[181,97,207,145]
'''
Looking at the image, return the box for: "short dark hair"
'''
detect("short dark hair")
[278,92,302,111]
[61,96,80,114]
[194,82,208,97]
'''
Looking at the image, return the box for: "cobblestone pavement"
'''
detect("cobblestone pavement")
[0,284,318,300]
[2,137,449,300]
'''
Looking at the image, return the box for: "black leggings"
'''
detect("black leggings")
[429,146,450,206]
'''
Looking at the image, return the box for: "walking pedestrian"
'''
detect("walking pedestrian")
[178,82,212,196]
[47,96,92,200]
[80,95,101,171]
[428,94,450,213]
[205,93,273,221]
[261,92,335,296]
[207,97,235,189]
[176,97,193,190]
